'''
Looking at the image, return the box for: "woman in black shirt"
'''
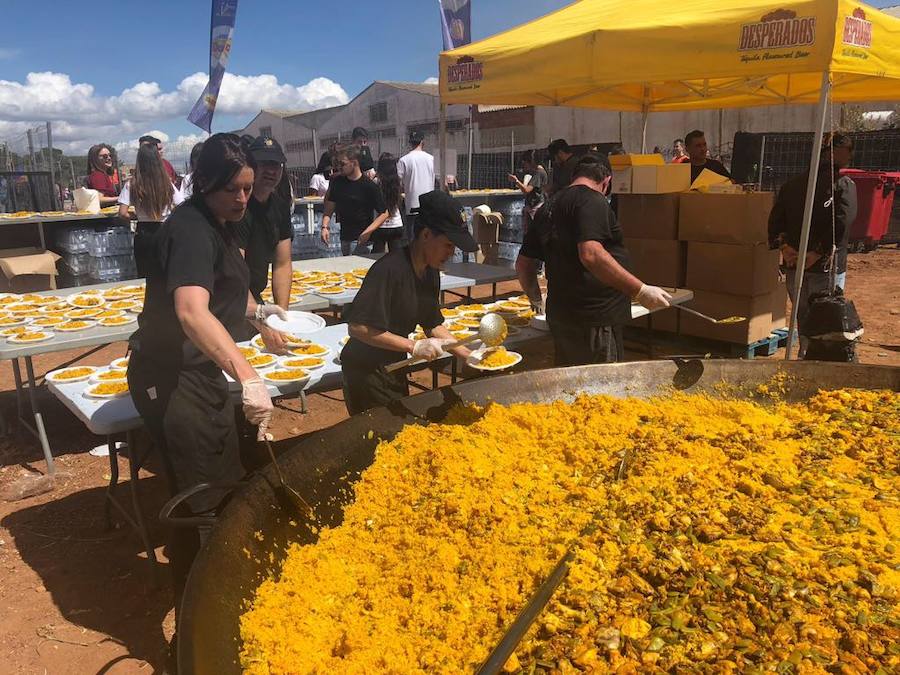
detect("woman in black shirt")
[126,134,286,639]
[340,190,477,414]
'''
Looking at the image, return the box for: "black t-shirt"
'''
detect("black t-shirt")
[358,144,375,173]
[234,193,293,302]
[690,159,732,183]
[341,247,442,372]
[550,154,579,193]
[326,175,386,241]
[522,185,631,326]
[130,198,249,370]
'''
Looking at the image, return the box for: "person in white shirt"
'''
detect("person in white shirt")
[179,141,204,199]
[397,130,435,242]
[361,152,405,253]
[309,151,332,197]
[118,145,185,276]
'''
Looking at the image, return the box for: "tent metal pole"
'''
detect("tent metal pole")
[640,109,649,153]
[784,71,830,360]
[439,103,448,188]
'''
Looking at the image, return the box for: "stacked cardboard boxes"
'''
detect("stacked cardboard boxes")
[679,192,787,344]
[617,190,787,345]
[618,194,685,333]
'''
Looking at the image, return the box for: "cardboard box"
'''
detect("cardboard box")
[686,242,780,296]
[473,212,501,244]
[611,168,633,195]
[632,165,690,194]
[679,290,775,344]
[630,307,679,333]
[625,238,686,288]
[0,247,60,293]
[609,153,665,167]
[678,192,774,244]
[617,194,680,239]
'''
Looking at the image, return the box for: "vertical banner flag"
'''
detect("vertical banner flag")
[439,0,471,51]
[188,0,239,132]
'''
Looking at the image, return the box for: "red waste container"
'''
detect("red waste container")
[840,169,900,251]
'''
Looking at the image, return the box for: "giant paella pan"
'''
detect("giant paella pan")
[176,360,900,674]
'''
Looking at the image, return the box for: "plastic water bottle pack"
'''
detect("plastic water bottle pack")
[88,227,134,257]
[56,228,92,254]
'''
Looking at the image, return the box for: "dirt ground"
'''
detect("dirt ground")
[0,248,897,674]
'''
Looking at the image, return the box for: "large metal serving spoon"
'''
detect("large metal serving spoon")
[262,433,315,518]
[673,304,747,325]
[385,312,508,373]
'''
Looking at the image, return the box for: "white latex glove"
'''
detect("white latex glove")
[634,284,672,310]
[411,337,452,361]
[255,303,288,323]
[241,377,274,441]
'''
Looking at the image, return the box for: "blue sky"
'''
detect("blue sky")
[0,0,567,159]
[1,0,897,160]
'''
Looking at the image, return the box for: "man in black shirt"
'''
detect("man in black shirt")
[517,155,672,366]
[546,138,579,198]
[352,126,376,176]
[341,190,477,414]
[233,136,294,349]
[321,145,388,255]
[684,129,733,183]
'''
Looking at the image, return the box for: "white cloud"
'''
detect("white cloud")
[0,71,350,156]
[423,76,439,85]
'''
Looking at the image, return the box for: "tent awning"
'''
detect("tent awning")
[439,0,900,111]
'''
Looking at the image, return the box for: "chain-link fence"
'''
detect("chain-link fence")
[0,123,63,211]
[732,129,900,242]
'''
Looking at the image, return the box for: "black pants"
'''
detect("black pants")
[127,354,244,628]
[371,227,404,253]
[549,319,624,367]
[342,365,409,415]
[133,221,162,278]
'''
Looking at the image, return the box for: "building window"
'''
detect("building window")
[260,125,272,138]
[369,102,388,124]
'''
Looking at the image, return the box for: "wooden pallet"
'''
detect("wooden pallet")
[624,327,790,360]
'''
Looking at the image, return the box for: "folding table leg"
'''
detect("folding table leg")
[126,430,159,580]
[299,389,309,414]
[105,438,120,530]
[24,357,55,475]
[11,358,25,421]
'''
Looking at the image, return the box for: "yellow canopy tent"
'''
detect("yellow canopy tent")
[438,0,900,358]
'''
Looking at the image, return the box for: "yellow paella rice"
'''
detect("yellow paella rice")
[239,388,899,674]
[479,346,518,368]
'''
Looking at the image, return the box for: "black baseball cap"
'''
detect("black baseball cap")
[248,136,286,164]
[139,135,161,146]
[417,190,477,252]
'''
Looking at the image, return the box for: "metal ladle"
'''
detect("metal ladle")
[262,433,315,518]
[385,312,508,373]
[674,304,747,325]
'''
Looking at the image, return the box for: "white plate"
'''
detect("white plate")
[46,366,98,384]
[29,317,67,328]
[265,310,326,335]
[90,369,128,384]
[0,317,29,328]
[262,369,311,386]
[110,357,130,370]
[247,354,278,371]
[467,349,523,372]
[56,321,98,332]
[83,383,130,399]
[286,344,331,359]
[67,293,106,309]
[8,331,54,344]
[278,355,326,370]
[236,345,260,359]
[99,315,137,327]
[65,308,103,319]
[530,314,550,331]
